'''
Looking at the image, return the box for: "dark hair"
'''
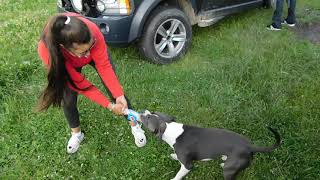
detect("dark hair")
[37,15,91,111]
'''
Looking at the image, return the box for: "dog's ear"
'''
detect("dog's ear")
[154,112,176,122]
[155,121,167,139]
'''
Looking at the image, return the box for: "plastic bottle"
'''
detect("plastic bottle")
[123,109,140,124]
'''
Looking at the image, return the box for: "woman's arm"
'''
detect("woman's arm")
[90,27,124,99]
[65,61,112,108]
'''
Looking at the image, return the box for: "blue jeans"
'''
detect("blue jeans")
[272,0,296,27]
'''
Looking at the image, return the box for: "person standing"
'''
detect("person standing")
[267,0,297,30]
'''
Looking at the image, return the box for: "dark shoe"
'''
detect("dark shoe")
[281,19,296,27]
[267,23,281,31]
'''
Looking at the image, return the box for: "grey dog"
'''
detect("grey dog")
[140,110,281,180]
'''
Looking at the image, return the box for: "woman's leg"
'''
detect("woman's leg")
[63,86,81,131]
[63,86,84,153]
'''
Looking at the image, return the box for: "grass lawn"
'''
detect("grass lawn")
[1,0,320,179]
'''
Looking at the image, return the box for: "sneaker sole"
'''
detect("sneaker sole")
[281,21,296,27]
[267,27,281,31]
[287,24,295,27]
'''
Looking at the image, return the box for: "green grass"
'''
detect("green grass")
[1,0,320,179]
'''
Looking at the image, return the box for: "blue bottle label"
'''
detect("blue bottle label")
[127,110,140,122]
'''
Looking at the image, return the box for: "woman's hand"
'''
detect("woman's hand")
[107,95,128,115]
[107,103,125,115]
[116,95,128,110]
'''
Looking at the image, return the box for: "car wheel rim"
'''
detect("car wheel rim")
[153,19,187,59]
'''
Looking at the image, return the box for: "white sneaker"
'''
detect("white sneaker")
[281,20,296,27]
[267,23,281,31]
[67,132,84,154]
[131,124,147,147]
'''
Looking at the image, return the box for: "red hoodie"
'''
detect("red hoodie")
[38,13,124,108]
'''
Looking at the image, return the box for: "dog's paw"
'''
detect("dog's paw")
[220,163,225,168]
[221,155,227,161]
[170,153,178,161]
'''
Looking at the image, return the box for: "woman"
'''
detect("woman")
[37,13,146,154]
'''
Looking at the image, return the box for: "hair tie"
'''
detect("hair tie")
[64,16,71,25]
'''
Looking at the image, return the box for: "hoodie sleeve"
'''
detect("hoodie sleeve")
[64,61,111,108]
[90,26,124,98]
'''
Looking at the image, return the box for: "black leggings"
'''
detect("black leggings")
[62,54,132,128]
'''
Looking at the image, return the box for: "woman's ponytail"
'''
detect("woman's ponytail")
[37,14,91,111]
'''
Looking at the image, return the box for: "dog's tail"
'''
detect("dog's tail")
[251,127,281,153]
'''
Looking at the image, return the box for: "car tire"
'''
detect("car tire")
[139,6,192,64]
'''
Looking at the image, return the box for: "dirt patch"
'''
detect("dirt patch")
[292,21,320,45]
[292,7,320,45]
